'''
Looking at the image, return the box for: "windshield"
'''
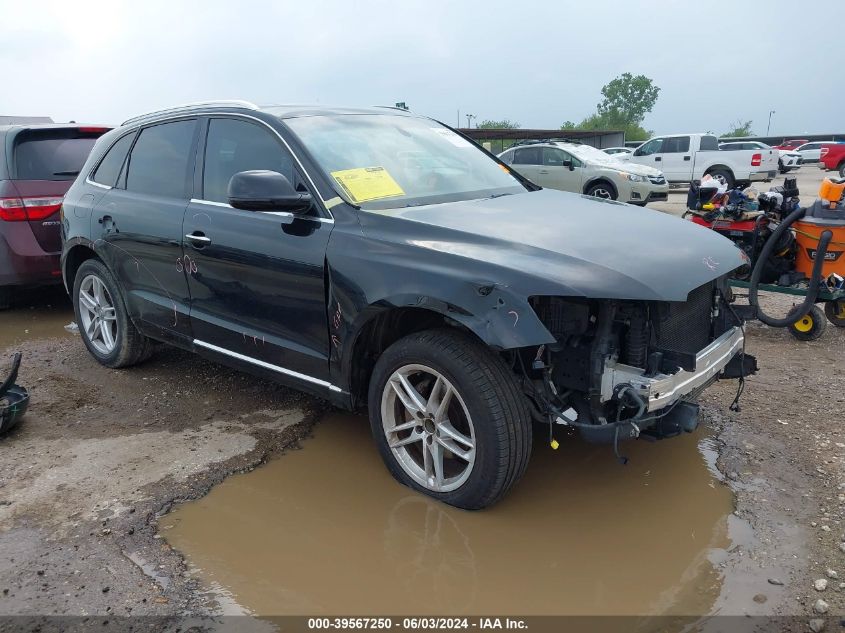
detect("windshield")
[283,114,526,209]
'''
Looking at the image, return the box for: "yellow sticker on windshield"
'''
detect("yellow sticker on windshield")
[330,167,405,203]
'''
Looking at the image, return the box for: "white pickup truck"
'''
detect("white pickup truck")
[624,133,778,189]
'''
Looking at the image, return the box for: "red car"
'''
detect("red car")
[820,143,845,178]
[0,124,109,309]
[774,139,809,151]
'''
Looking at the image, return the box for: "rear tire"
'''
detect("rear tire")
[706,168,735,190]
[824,300,845,327]
[368,328,532,510]
[787,304,827,341]
[839,163,845,178]
[72,259,153,368]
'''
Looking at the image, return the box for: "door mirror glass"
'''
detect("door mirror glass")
[228,170,312,213]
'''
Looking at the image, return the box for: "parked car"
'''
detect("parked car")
[601,147,633,156]
[819,143,845,177]
[625,133,778,189]
[719,140,801,174]
[774,139,809,151]
[793,141,828,163]
[61,102,748,509]
[0,124,110,309]
[498,141,668,205]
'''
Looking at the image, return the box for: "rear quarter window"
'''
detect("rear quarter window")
[91,133,135,187]
[699,136,719,151]
[14,133,100,181]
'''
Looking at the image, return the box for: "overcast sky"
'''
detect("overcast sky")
[1,0,842,137]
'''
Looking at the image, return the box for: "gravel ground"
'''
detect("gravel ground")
[0,335,326,621]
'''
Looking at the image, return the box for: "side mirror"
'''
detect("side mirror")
[562,159,574,171]
[228,170,312,213]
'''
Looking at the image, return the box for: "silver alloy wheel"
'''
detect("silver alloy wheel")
[381,364,476,493]
[591,187,613,199]
[78,274,118,355]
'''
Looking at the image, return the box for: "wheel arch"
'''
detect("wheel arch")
[341,297,554,408]
[704,164,735,179]
[62,241,100,294]
[583,177,618,199]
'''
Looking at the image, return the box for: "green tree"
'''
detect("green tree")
[596,73,661,129]
[477,119,520,129]
[559,73,659,141]
[722,120,754,137]
[565,112,651,141]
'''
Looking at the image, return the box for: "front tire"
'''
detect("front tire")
[368,329,532,510]
[72,259,152,368]
[586,181,617,200]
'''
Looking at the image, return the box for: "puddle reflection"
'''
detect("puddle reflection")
[162,413,732,616]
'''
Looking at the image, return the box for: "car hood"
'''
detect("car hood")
[606,161,662,177]
[582,156,661,177]
[360,189,745,302]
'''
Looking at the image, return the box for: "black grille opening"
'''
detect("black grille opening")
[651,282,714,371]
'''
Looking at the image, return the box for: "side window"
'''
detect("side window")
[125,120,196,198]
[91,133,135,187]
[636,138,663,156]
[512,147,541,165]
[698,136,717,151]
[203,118,296,204]
[499,150,514,165]
[664,136,691,153]
[542,148,566,166]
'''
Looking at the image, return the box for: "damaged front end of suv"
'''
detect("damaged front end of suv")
[523,277,752,451]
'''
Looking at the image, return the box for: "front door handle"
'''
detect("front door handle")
[683,156,691,161]
[185,232,211,247]
[539,169,550,174]
[654,157,661,162]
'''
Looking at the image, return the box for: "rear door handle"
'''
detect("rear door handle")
[654,157,661,162]
[185,232,211,247]
[683,156,691,161]
[539,169,550,174]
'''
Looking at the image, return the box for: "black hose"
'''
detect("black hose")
[748,207,833,327]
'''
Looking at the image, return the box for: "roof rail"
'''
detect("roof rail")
[121,100,260,126]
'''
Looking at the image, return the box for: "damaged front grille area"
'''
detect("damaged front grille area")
[524,277,745,446]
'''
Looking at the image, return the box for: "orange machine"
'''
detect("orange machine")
[793,179,845,279]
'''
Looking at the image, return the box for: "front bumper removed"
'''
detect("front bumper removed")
[600,326,744,412]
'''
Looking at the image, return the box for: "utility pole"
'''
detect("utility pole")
[466,113,476,129]
[767,110,776,136]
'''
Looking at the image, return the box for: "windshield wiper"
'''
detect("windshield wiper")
[487,192,512,199]
[53,170,80,176]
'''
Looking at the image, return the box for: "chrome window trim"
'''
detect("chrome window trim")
[189,198,334,223]
[194,339,342,392]
[85,177,112,190]
[111,110,334,221]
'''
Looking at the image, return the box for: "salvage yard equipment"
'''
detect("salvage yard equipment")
[0,353,28,435]
[686,176,845,340]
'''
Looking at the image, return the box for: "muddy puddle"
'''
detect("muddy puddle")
[0,287,73,350]
[162,413,735,617]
